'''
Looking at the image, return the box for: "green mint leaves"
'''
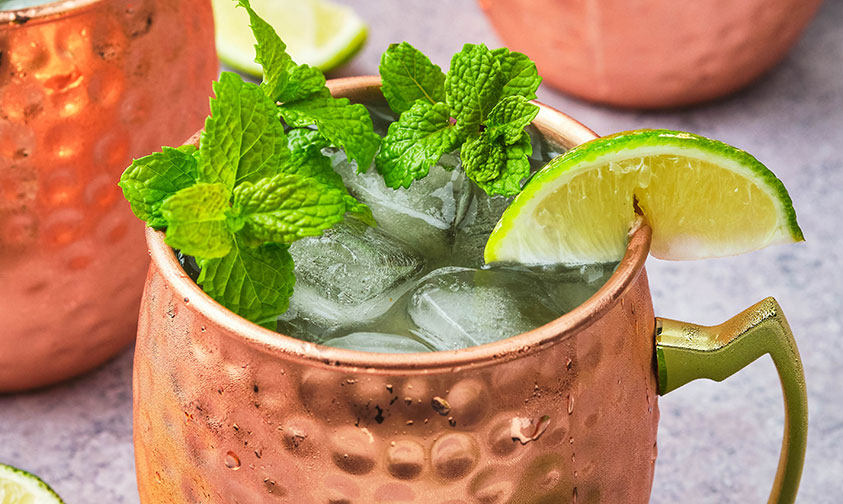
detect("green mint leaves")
[237,0,379,171]
[118,145,198,229]
[377,101,460,188]
[377,42,541,197]
[279,90,380,171]
[197,240,295,328]
[118,0,379,325]
[200,72,288,188]
[379,42,446,114]
[118,0,548,328]
[159,183,234,259]
[232,173,347,245]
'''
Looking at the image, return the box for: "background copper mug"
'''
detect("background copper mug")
[133,77,807,503]
[478,0,823,108]
[0,0,217,391]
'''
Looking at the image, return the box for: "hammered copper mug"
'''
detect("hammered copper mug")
[133,77,807,503]
[0,0,217,391]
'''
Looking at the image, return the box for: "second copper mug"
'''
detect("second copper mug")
[132,77,807,503]
[0,0,217,391]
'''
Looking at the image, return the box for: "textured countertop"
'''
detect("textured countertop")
[1,1,841,502]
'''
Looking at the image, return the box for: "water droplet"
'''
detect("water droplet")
[510,415,551,444]
[224,451,241,470]
[154,471,162,484]
[566,358,573,370]
[572,486,578,503]
[567,395,574,415]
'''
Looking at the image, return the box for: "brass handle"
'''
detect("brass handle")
[655,297,808,504]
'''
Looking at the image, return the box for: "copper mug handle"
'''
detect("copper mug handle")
[655,297,808,504]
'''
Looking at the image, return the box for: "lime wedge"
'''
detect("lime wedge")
[485,129,803,265]
[0,464,64,504]
[212,0,367,74]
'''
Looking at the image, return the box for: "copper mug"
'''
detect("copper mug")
[0,0,217,391]
[478,0,823,108]
[133,77,807,503]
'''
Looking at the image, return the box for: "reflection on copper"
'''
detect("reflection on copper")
[0,0,218,392]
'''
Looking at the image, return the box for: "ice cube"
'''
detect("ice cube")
[323,332,432,353]
[507,262,618,314]
[332,152,467,258]
[451,183,512,268]
[407,267,563,351]
[280,219,425,338]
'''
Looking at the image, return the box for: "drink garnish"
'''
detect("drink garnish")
[376,42,542,197]
[119,0,378,326]
[485,129,804,265]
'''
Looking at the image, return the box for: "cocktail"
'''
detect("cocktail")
[122,1,806,502]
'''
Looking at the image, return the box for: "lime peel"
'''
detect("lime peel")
[0,463,64,504]
[485,129,803,265]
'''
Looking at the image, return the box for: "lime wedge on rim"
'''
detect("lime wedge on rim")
[485,129,803,265]
[0,464,64,504]
[212,0,367,74]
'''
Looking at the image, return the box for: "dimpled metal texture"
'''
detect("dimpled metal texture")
[479,0,823,108]
[134,78,660,503]
[0,0,217,391]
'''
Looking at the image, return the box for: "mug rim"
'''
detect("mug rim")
[0,0,103,23]
[143,75,653,372]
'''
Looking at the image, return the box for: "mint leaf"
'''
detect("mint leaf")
[235,0,292,100]
[462,130,531,197]
[491,48,542,100]
[277,64,326,103]
[375,101,461,189]
[198,240,295,327]
[379,42,446,115]
[232,172,347,245]
[445,44,503,131]
[159,183,233,258]
[485,96,539,145]
[285,129,374,224]
[286,127,330,154]
[279,90,380,171]
[200,72,290,189]
[119,145,199,229]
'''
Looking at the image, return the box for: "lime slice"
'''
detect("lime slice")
[212,0,367,74]
[0,464,64,504]
[485,129,803,265]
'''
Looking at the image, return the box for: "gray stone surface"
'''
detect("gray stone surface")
[1,0,841,502]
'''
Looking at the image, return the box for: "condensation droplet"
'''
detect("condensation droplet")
[567,394,574,415]
[572,486,578,503]
[224,451,241,470]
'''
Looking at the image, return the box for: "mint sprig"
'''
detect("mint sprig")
[200,72,289,189]
[379,42,446,114]
[118,0,379,325]
[118,145,198,229]
[377,42,542,197]
[236,0,380,171]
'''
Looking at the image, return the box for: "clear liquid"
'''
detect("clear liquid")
[0,0,61,10]
[181,104,618,353]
